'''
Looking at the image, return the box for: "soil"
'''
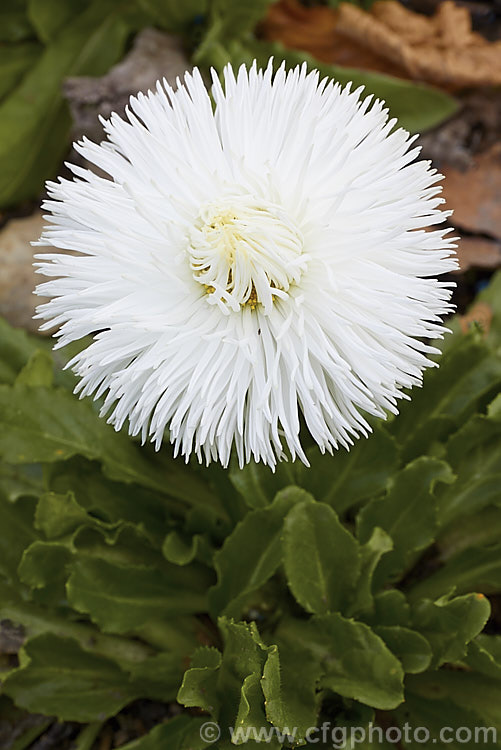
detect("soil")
[0,700,179,750]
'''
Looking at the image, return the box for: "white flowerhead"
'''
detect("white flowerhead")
[34,61,457,468]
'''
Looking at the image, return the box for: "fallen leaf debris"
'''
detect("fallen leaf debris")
[261,0,501,89]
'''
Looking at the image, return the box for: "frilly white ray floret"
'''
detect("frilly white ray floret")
[34,60,458,468]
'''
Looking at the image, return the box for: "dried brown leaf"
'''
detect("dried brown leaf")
[460,301,493,335]
[442,145,501,240]
[259,0,408,76]
[336,1,501,90]
[0,210,45,333]
[262,0,501,91]
[455,236,501,273]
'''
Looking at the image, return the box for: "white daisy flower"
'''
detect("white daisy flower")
[34,61,457,468]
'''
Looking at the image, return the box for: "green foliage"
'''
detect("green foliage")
[0,0,210,208]
[1,272,501,745]
[118,715,209,750]
[0,41,41,100]
[357,457,455,587]
[135,0,207,32]
[1,0,458,208]
[27,0,90,43]
[0,1,35,43]
[208,487,306,619]
[411,593,491,668]
[3,633,143,722]
[282,499,361,614]
[275,614,405,711]
[194,31,458,134]
[197,0,274,57]
[0,0,146,208]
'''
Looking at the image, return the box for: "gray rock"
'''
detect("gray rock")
[0,210,45,333]
[63,28,193,143]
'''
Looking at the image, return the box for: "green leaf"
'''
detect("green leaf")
[466,635,501,681]
[438,506,501,562]
[34,491,149,557]
[2,633,139,722]
[177,646,221,713]
[0,492,38,583]
[347,527,393,618]
[0,0,139,208]
[373,626,432,674]
[66,556,208,633]
[295,427,397,515]
[357,457,454,586]
[0,382,123,464]
[367,589,411,627]
[409,544,501,601]
[201,463,248,527]
[0,383,220,512]
[389,334,501,462]
[260,643,318,740]
[0,42,41,102]
[234,671,275,746]
[0,577,159,669]
[73,723,110,750]
[136,0,207,32]
[0,463,43,502]
[437,398,501,526]
[0,318,79,390]
[15,349,53,387]
[229,439,394,517]
[317,616,404,709]
[180,618,277,736]
[71,513,189,568]
[35,490,101,539]
[162,530,213,566]
[229,460,295,510]
[195,0,274,68]
[0,318,44,385]
[118,715,211,750]
[475,268,501,350]
[277,614,404,710]
[27,0,88,43]
[329,703,386,750]
[216,619,270,735]
[46,457,171,542]
[411,593,490,667]
[282,500,361,614]
[0,1,35,42]
[197,38,458,134]
[209,487,310,618]
[394,691,499,750]
[407,670,501,733]
[127,652,187,703]
[18,540,71,593]
[18,518,164,606]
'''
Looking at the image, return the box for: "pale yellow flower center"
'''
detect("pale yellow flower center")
[188,195,306,313]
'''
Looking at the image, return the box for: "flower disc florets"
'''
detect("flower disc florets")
[189,195,306,314]
[34,61,457,468]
